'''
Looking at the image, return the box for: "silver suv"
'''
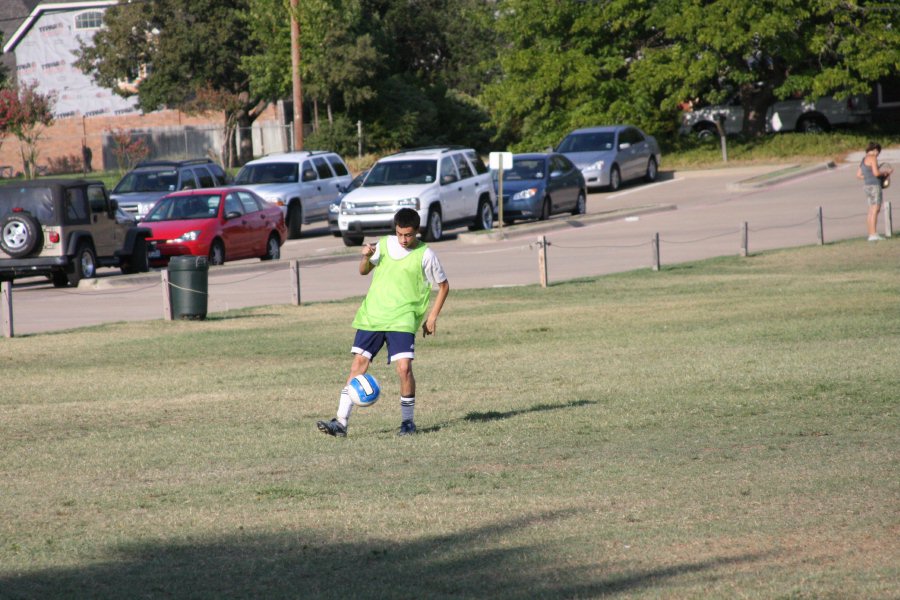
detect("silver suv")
[233,151,352,239]
[111,159,229,220]
[680,94,870,137]
[338,147,496,245]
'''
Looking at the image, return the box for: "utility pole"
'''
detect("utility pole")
[290,0,304,151]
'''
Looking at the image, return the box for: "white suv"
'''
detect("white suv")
[337,147,496,245]
[233,151,352,238]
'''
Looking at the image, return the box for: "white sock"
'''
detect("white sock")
[337,387,353,426]
[400,396,415,423]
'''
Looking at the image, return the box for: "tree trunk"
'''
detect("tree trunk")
[740,84,775,137]
[327,102,333,126]
[313,99,319,133]
[237,112,254,166]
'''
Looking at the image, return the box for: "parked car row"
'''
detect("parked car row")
[0,124,664,285]
[680,94,871,138]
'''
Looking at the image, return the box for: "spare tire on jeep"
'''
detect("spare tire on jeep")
[1,213,43,258]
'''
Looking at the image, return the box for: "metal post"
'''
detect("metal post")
[817,206,824,245]
[740,221,749,257]
[357,120,363,159]
[884,201,893,238]
[161,270,172,321]
[537,235,548,288]
[1,280,13,338]
[290,260,301,305]
[651,233,660,271]
[498,154,505,228]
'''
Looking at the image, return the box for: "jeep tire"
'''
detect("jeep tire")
[121,237,149,274]
[68,242,97,287]
[1,213,43,258]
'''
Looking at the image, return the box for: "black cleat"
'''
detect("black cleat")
[317,418,347,437]
[397,420,417,436]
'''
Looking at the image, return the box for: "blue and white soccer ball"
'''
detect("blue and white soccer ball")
[348,373,381,407]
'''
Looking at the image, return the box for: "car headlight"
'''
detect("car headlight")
[168,230,201,243]
[511,188,538,201]
[395,197,420,209]
[341,200,354,214]
[263,193,285,206]
[589,160,605,171]
[329,202,340,214]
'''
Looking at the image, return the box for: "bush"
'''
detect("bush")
[46,154,83,175]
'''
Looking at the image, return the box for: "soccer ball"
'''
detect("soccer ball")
[348,373,380,407]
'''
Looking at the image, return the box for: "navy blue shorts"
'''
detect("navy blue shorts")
[352,330,416,364]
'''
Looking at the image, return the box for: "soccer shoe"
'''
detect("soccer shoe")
[397,420,417,436]
[316,419,347,438]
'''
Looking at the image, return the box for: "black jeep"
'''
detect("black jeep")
[0,179,151,287]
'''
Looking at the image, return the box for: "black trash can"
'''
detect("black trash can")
[168,256,208,320]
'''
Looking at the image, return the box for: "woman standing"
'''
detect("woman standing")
[856,142,892,241]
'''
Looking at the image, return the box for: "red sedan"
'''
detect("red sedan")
[143,187,286,266]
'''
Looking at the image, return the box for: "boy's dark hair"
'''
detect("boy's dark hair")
[394,208,421,230]
[866,141,882,153]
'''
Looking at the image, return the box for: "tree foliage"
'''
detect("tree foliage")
[630,0,900,136]
[0,83,55,179]
[75,0,266,165]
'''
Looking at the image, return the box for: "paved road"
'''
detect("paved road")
[4,160,897,336]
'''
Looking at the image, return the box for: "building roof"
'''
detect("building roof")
[3,1,117,54]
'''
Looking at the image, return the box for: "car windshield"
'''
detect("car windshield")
[113,170,179,193]
[557,132,616,153]
[0,187,55,222]
[144,194,220,221]
[505,159,546,180]
[234,163,298,185]
[363,160,436,186]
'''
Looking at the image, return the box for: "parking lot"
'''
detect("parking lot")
[5,160,895,336]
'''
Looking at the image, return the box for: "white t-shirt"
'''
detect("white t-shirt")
[369,236,447,286]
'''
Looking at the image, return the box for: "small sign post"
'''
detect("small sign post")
[489,151,513,228]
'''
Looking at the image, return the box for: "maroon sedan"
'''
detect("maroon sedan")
[143,187,286,266]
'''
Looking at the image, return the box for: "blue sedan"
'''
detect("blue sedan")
[557,125,661,192]
[494,153,586,224]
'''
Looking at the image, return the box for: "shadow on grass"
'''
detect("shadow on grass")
[0,509,770,599]
[464,399,597,423]
[414,399,598,435]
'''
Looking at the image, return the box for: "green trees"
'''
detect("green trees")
[74,0,899,160]
[632,0,900,136]
[75,0,266,165]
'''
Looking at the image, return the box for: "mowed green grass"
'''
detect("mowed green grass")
[1,240,898,599]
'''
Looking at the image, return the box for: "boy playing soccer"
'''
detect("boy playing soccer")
[316,208,450,437]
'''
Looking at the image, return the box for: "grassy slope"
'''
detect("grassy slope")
[0,240,898,599]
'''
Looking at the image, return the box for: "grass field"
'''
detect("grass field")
[1,240,898,599]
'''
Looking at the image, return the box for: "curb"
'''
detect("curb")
[726,161,836,191]
[456,204,678,244]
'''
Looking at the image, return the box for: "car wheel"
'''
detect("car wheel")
[645,157,658,183]
[68,243,96,287]
[797,116,828,134]
[121,237,149,274]
[471,198,494,231]
[423,207,443,242]
[342,234,364,247]
[0,213,43,258]
[608,166,621,192]
[51,271,69,288]
[539,197,551,221]
[695,125,717,140]
[287,202,303,239]
[261,234,281,261]
[208,240,226,265]
[571,191,586,216]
